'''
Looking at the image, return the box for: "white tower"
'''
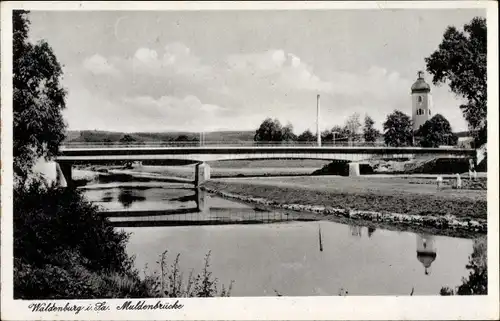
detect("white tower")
[411,71,433,132]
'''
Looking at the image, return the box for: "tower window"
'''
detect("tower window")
[417,108,424,115]
[417,96,423,103]
[428,109,431,115]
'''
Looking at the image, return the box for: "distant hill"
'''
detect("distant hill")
[454,131,474,138]
[64,130,255,143]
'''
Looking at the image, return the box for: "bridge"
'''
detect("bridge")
[56,143,476,186]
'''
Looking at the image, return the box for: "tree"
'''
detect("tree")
[344,113,362,142]
[254,118,283,142]
[297,129,316,142]
[14,10,67,184]
[416,114,458,147]
[363,115,380,143]
[281,123,297,142]
[321,130,333,141]
[383,110,414,147]
[330,125,348,142]
[425,17,487,147]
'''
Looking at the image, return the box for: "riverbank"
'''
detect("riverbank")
[202,176,487,238]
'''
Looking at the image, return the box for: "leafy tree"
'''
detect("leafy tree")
[330,125,348,142]
[363,115,380,143]
[425,17,487,147]
[344,113,362,142]
[383,110,414,147]
[254,118,283,142]
[281,123,297,141]
[321,130,333,141]
[13,10,67,184]
[297,129,316,142]
[416,114,458,147]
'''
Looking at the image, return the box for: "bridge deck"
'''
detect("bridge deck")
[57,146,475,164]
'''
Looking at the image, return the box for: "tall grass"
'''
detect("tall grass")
[141,250,234,298]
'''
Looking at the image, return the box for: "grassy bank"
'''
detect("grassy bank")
[203,176,486,237]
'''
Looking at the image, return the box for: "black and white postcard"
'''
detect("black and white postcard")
[1,1,498,320]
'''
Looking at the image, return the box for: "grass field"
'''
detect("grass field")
[204,176,487,220]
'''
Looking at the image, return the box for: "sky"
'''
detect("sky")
[27,9,485,134]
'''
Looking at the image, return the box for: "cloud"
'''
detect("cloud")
[82,54,119,76]
[225,49,333,93]
[74,43,467,133]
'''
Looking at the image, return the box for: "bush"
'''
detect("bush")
[13,180,143,299]
[440,237,487,295]
[406,158,471,174]
[313,161,349,176]
[312,162,373,176]
[14,179,233,299]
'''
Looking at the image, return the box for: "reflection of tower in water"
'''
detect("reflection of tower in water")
[416,234,437,275]
[349,225,363,237]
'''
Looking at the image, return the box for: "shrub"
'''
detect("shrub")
[14,179,233,299]
[13,179,142,299]
[440,237,487,295]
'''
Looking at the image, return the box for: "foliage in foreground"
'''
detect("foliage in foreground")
[14,180,233,299]
[440,236,487,295]
[13,10,67,183]
[141,251,234,298]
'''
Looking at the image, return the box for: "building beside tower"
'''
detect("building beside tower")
[411,71,433,132]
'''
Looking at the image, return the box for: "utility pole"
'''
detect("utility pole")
[317,94,321,147]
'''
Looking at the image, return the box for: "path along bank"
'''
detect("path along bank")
[201,175,487,239]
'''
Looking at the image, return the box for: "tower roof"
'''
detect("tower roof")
[411,71,431,93]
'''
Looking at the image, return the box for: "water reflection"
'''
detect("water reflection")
[349,225,363,237]
[101,191,114,203]
[416,234,437,275]
[117,189,147,208]
[347,225,377,239]
[82,181,476,295]
[123,221,473,296]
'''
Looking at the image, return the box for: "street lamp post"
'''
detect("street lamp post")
[316,94,321,147]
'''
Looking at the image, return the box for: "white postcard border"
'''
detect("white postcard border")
[1,1,499,320]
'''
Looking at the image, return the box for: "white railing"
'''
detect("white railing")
[61,141,389,148]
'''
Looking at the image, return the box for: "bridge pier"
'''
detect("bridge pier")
[194,162,211,187]
[348,162,360,177]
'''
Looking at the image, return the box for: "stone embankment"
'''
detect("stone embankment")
[201,186,487,234]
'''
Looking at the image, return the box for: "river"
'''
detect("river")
[80,174,475,296]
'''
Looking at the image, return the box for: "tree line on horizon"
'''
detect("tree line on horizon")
[253,110,459,148]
